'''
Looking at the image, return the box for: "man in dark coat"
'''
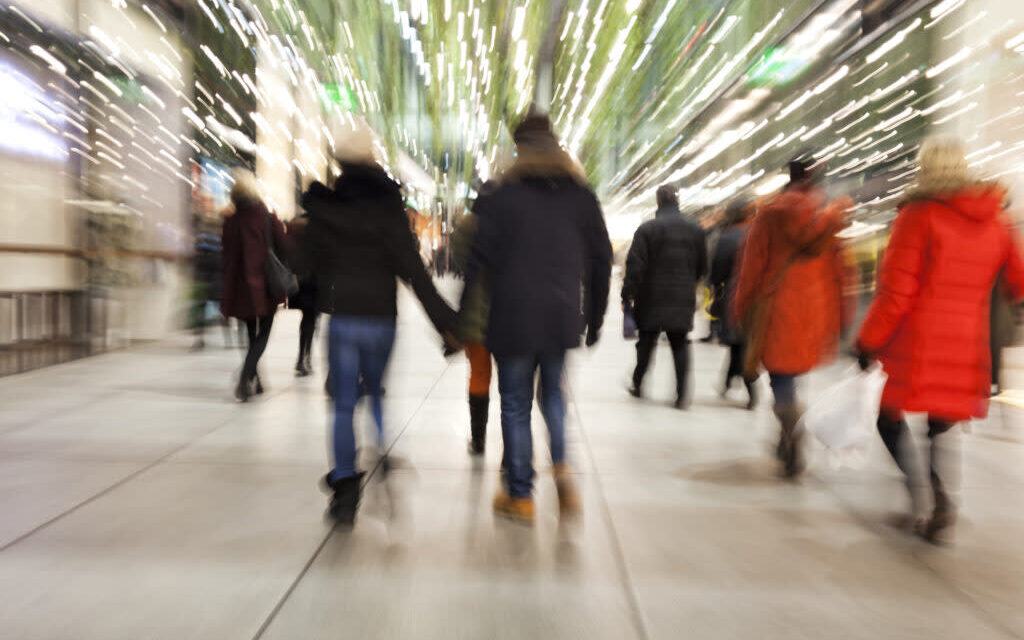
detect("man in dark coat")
[623,184,707,408]
[461,114,612,523]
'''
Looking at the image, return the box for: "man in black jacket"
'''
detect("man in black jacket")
[623,184,707,409]
[461,114,612,523]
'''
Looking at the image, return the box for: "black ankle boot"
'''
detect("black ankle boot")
[744,378,757,411]
[775,405,805,478]
[324,472,366,525]
[467,394,489,455]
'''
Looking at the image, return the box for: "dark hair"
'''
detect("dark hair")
[656,184,678,208]
[512,114,555,146]
[725,198,751,225]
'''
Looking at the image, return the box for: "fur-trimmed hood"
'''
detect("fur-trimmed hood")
[503,145,586,185]
[901,182,1006,222]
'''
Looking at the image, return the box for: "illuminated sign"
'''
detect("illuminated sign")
[746,47,811,88]
[0,61,67,162]
[322,83,357,111]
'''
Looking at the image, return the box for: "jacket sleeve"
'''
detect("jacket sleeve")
[622,225,648,305]
[459,198,502,329]
[391,208,457,335]
[733,214,769,325]
[695,227,708,283]
[1001,223,1024,302]
[835,244,857,335]
[856,206,929,352]
[709,235,729,287]
[585,197,613,333]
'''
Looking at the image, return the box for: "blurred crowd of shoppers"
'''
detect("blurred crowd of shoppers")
[203,124,1024,545]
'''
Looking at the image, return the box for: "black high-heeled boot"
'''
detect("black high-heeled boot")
[467,394,489,455]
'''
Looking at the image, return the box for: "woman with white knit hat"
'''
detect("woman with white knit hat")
[856,136,1024,544]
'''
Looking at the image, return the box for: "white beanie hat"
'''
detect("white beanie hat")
[916,136,969,193]
[336,125,378,164]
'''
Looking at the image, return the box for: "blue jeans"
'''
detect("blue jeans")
[768,373,797,409]
[496,352,566,498]
[328,316,396,482]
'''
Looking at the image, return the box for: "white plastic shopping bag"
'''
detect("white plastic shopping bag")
[799,365,887,468]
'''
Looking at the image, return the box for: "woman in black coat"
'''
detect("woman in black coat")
[287,213,317,376]
[294,145,458,525]
[710,199,756,409]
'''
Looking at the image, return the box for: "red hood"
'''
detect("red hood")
[763,187,841,255]
[943,185,1005,222]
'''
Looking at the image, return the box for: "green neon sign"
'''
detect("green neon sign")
[322,83,357,111]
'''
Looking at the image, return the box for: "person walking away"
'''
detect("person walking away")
[221,170,288,402]
[710,199,757,409]
[295,130,459,525]
[734,159,853,478]
[623,184,707,408]
[191,214,223,350]
[990,277,1016,395]
[855,138,1024,544]
[451,192,495,455]
[287,212,318,377]
[461,114,612,523]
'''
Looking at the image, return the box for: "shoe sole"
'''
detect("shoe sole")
[494,509,534,525]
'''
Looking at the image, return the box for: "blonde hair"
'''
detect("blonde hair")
[915,136,969,194]
[230,168,261,206]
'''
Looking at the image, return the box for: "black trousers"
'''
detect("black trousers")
[633,330,690,400]
[298,309,317,363]
[242,312,275,384]
[725,343,745,384]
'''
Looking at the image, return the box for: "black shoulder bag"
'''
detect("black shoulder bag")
[264,211,299,299]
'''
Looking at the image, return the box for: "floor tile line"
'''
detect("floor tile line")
[0,389,123,437]
[0,395,266,553]
[250,360,452,640]
[565,375,651,640]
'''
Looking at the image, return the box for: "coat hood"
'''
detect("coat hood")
[763,187,841,256]
[504,145,586,185]
[903,183,1005,222]
[654,204,682,218]
[300,162,404,236]
[232,199,269,220]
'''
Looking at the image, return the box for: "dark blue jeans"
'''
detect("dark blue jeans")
[768,373,797,409]
[496,352,566,498]
[327,315,396,483]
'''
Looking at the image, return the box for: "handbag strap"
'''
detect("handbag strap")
[264,209,275,257]
[764,248,803,299]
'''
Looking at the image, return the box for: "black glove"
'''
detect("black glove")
[586,326,600,347]
[441,330,462,358]
[856,350,874,371]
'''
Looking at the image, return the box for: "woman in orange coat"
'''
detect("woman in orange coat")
[856,138,1024,544]
[734,159,853,477]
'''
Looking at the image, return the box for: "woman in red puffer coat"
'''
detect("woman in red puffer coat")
[856,137,1024,544]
